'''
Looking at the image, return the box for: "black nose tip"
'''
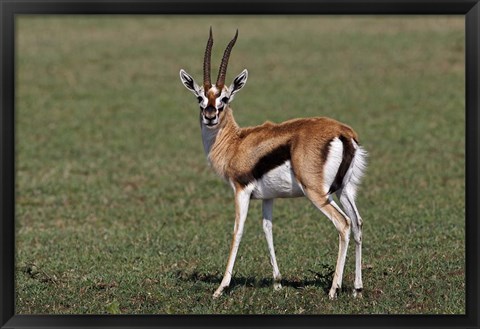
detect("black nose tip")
[204,105,217,119]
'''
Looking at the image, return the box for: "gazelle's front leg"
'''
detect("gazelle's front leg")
[262,199,282,290]
[213,186,252,298]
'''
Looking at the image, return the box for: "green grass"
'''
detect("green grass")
[15,15,465,314]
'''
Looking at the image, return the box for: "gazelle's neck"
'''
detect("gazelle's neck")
[201,107,239,155]
[200,107,240,174]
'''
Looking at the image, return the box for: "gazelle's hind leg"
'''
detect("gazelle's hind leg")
[337,187,363,297]
[336,140,367,297]
[306,190,351,299]
[262,199,282,290]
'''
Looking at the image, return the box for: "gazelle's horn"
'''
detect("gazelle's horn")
[203,27,213,90]
[216,29,238,89]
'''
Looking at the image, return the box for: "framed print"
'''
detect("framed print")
[1,1,479,328]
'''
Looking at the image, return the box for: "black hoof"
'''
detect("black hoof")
[353,288,363,298]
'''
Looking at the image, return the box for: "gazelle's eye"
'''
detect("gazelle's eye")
[221,97,229,103]
[197,96,203,103]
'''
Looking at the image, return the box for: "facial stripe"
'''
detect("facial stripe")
[197,93,207,108]
[328,135,356,194]
[236,144,291,186]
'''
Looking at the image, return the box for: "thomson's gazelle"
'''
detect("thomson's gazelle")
[179,28,367,299]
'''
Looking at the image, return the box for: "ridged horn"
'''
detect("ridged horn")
[203,27,213,90]
[216,29,238,89]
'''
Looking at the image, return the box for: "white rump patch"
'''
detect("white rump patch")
[323,137,343,193]
[342,140,368,198]
[251,161,304,199]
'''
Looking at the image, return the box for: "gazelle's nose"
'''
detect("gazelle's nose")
[204,105,217,119]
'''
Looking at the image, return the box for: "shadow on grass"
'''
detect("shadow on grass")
[176,264,335,294]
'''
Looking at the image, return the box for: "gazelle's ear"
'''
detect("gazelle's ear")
[228,69,248,102]
[180,69,202,96]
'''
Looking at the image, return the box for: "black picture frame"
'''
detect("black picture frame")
[1,1,479,328]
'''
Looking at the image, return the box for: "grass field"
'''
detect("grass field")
[15,16,465,314]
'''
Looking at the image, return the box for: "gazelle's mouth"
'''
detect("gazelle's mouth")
[205,122,218,128]
[203,116,219,127]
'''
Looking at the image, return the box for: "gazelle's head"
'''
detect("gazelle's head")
[180,28,248,129]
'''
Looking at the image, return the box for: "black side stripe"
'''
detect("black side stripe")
[236,144,291,186]
[328,136,355,194]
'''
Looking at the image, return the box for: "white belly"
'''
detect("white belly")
[251,161,305,199]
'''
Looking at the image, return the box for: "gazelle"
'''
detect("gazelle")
[179,28,367,299]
